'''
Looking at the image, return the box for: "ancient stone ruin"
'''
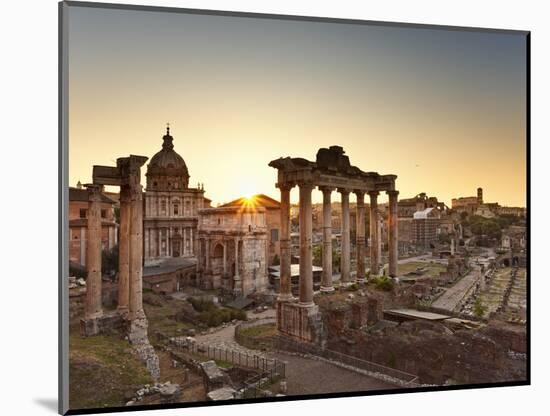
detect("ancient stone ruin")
[269,145,399,343]
[79,155,160,380]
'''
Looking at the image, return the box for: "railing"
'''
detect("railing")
[275,336,419,386]
[169,336,285,378]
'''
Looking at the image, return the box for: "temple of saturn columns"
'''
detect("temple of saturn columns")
[269,146,399,343]
[80,155,160,378]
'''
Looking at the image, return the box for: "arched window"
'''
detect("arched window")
[174,203,179,216]
[161,199,167,215]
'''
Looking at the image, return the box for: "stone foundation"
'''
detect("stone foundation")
[276,301,322,344]
[80,310,124,337]
[128,317,161,381]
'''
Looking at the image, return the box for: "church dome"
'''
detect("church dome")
[146,126,190,190]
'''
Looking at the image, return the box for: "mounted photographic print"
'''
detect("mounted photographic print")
[59,1,530,414]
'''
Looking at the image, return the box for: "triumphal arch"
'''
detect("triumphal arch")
[269,146,399,343]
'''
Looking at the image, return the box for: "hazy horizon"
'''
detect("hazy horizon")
[68,6,527,207]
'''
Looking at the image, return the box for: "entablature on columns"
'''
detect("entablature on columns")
[92,155,149,187]
[269,146,397,193]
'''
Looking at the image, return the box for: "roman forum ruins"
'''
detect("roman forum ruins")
[80,154,160,378]
[269,146,399,342]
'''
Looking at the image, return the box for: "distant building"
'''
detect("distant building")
[413,207,441,247]
[69,185,118,266]
[143,127,210,264]
[452,187,485,214]
[398,192,445,218]
[196,194,280,296]
[497,206,526,217]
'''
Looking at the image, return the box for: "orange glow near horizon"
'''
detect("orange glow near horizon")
[67,6,527,208]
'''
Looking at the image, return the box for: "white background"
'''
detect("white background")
[1,0,548,415]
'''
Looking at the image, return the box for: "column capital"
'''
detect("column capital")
[368,190,380,197]
[337,187,351,195]
[386,190,400,197]
[297,181,315,191]
[354,190,366,199]
[318,186,335,195]
[276,182,295,191]
[85,184,103,202]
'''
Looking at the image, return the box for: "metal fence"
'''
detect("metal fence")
[169,337,285,378]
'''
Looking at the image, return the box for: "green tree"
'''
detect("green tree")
[473,297,487,318]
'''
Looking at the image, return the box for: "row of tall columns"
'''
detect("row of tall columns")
[83,177,146,323]
[277,183,400,304]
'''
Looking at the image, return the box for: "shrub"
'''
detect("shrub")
[347,283,359,291]
[473,297,487,318]
[373,276,394,291]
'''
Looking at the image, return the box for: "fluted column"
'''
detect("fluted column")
[234,237,241,295]
[388,190,399,277]
[278,183,293,301]
[299,182,314,306]
[84,184,103,319]
[369,191,380,276]
[117,186,131,316]
[355,190,366,283]
[128,176,145,321]
[320,187,334,292]
[339,188,351,285]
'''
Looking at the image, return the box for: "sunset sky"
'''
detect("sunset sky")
[68,5,527,207]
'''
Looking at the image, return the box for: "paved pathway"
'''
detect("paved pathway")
[193,309,276,356]
[272,352,396,395]
[432,267,481,313]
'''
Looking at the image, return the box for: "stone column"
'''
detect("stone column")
[339,188,351,285]
[278,183,293,301]
[369,191,380,276]
[84,184,103,320]
[80,228,86,266]
[117,186,131,316]
[355,190,366,283]
[128,178,145,321]
[223,242,227,275]
[298,182,314,306]
[234,237,241,295]
[205,237,211,273]
[320,187,334,292]
[387,190,399,277]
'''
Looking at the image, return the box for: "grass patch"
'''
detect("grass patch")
[143,293,194,339]
[189,298,247,327]
[398,261,447,279]
[69,329,152,410]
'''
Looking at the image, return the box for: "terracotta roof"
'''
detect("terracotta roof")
[69,187,118,204]
[219,194,280,209]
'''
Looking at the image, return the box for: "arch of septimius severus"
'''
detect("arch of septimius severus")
[269,145,398,343]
